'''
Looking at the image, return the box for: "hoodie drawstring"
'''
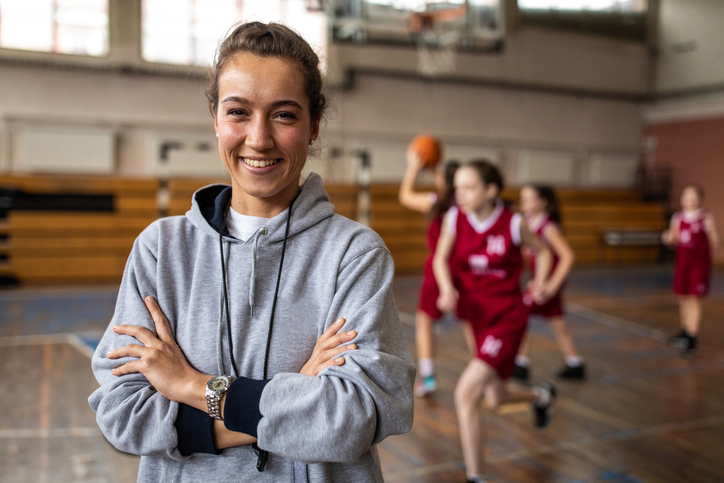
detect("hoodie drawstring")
[249,226,268,317]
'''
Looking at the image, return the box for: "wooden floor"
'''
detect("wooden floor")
[2,266,724,482]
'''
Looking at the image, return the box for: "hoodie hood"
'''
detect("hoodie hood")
[186,172,335,244]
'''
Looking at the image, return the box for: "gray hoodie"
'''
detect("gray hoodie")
[89,173,415,482]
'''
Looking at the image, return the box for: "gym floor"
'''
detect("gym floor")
[2,266,723,482]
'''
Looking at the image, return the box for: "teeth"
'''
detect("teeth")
[242,158,278,168]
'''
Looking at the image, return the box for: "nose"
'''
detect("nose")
[246,116,274,151]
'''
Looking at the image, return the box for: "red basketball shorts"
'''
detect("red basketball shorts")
[465,294,529,380]
[529,290,564,318]
[674,256,710,297]
[418,260,443,320]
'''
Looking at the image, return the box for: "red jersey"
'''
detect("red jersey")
[448,203,523,297]
[427,215,443,251]
[674,210,710,260]
[526,214,559,277]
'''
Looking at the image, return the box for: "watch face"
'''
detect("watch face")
[208,376,230,392]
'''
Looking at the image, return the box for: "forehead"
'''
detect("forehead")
[218,53,307,105]
[455,166,480,185]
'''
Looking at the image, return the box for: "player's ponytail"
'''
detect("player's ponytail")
[533,185,561,224]
[431,160,460,219]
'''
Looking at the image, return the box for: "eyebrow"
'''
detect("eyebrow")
[221,96,304,111]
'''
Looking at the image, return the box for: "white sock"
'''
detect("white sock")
[515,356,530,367]
[565,356,583,367]
[467,475,488,483]
[418,358,434,377]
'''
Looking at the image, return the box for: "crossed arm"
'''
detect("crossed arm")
[107,296,357,449]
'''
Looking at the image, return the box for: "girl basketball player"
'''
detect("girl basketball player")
[433,160,557,483]
[398,148,461,396]
[663,184,719,359]
[513,185,585,381]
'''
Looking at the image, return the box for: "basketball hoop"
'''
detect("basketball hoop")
[410,2,468,78]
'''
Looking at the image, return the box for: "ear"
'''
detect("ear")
[310,116,321,144]
[214,114,219,137]
[486,183,500,200]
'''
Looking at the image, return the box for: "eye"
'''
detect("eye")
[227,108,247,116]
[275,111,298,121]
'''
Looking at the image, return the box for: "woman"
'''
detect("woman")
[89,22,415,482]
[398,149,464,396]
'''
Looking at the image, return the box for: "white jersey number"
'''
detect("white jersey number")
[480,335,503,358]
[486,235,506,256]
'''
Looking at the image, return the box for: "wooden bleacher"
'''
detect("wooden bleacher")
[0,175,667,283]
[372,185,668,273]
[0,175,159,283]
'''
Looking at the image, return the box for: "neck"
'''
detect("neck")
[471,199,497,221]
[230,178,300,218]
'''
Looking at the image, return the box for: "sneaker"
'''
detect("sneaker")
[669,330,690,349]
[556,363,585,380]
[532,382,557,429]
[681,337,697,359]
[512,364,529,382]
[415,374,437,397]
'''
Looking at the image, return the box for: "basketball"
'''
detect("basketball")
[410,134,442,169]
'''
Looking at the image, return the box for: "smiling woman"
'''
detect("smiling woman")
[88,21,415,483]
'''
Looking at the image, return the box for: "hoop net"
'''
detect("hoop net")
[410,3,467,78]
[416,30,460,77]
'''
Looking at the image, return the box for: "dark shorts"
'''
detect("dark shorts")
[465,294,529,380]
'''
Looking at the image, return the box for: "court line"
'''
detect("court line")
[0,427,100,439]
[0,332,103,359]
[384,414,724,480]
[570,292,724,310]
[566,302,671,344]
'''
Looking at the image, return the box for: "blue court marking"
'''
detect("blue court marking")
[77,333,103,354]
[0,289,117,337]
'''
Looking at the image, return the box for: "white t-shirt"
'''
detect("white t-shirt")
[226,207,269,241]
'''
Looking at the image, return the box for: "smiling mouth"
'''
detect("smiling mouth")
[241,157,280,168]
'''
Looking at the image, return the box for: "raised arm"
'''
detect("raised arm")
[398,147,437,214]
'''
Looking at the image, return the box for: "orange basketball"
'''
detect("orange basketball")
[409,134,442,169]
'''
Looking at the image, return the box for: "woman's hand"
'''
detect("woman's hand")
[108,296,205,404]
[437,288,459,313]
[300,317,358,377]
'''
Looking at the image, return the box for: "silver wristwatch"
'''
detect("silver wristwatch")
[205,375,233,420]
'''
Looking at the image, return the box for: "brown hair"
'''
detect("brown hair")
[683,183,705,201]
[206,22,328,123]
[467,159,504,194]
[431,160,459,219]
[526,185,562,224]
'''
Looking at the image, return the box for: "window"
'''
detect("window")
[517,0,648,40]
[331,0,503,48]
[0,0,108,56]
[142,0,328,67]
[518,0,646,12]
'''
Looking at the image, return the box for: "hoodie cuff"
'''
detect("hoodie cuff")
[175,403,222,456]
[223,377,271,438]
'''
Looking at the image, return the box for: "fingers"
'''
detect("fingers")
[319,343,357,362]
[144,296,174,342]
[113,324,156,346]
[110,360,144,376]
[107,343,146,360]
[320,317,346,340]
[317,318,356,351]
[311,356,346,376]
